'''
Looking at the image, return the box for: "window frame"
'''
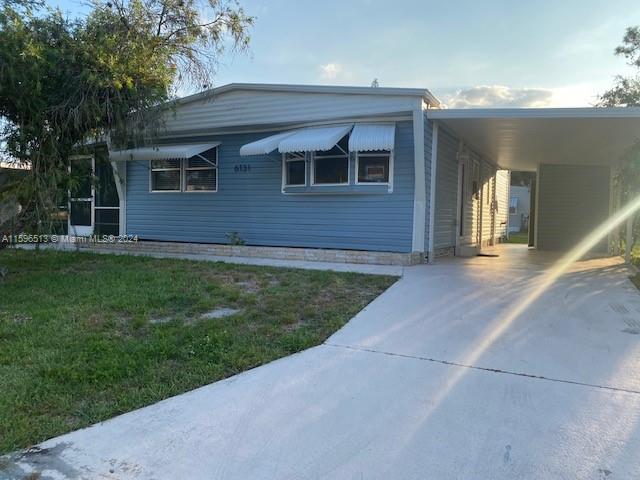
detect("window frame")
[282,152,307,188]
[184,148,218,193]
[148,147,219,193]
[149,159,182,193]
[311,151,350,186]
[354,150,393,186]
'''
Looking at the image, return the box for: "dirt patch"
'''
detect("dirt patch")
[236,279,260,293]
[149,315,175,325]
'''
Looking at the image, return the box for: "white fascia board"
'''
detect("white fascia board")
[411,100,427,254]
[175,83,441,108]
[427,106,640,120]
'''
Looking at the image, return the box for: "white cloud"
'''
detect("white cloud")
[444,85,554,108]
[441,84,602,108]
[319,63,342,80]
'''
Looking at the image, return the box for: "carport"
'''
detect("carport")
[428,107,640,258]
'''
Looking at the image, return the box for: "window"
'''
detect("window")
[356,151,391,184]
[284,153,306,186]
[149,147,218,193]
[509,197,518,214]
[312,137,349,185]
[151,159,181,191]
[185,148,217,192]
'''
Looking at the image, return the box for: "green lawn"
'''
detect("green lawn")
[505,231,529,244]
[0,249,396,453]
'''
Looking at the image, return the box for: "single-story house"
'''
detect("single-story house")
[509,185,531,234]
[64,83,640,264]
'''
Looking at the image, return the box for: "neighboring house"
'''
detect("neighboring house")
[509,185,530,233]
[61,83,640,264]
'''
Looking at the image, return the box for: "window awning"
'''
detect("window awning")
[239,124,353,156]
[278,124,353,153]
[239,132,296,156]
[348,123,396,152]
[109,143,220,162]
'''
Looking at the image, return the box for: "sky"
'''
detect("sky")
[50,0,640,107]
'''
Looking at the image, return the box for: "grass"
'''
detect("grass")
[505,231,529,244]
[0,249,396,453]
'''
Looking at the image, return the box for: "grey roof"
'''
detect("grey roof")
[174,82,441,107]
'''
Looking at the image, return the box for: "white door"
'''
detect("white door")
[69,156,94,236]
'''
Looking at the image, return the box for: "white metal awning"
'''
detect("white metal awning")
[240,124,353,156]
[239,132,296,156]
[348,123,395,151]
[109,143,220,162]
[278,124,353,153]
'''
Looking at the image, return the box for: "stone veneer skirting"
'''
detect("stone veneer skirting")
[75,240,424,266]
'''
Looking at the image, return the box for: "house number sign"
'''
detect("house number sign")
[234,164,252,172]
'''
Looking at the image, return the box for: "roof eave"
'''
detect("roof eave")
[427,106,640,120]
[174,82,441,108]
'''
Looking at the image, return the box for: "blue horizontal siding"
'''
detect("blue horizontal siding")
[125,121,415,252]
[434,126,459,249]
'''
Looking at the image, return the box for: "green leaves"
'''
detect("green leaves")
[0,0,253,234]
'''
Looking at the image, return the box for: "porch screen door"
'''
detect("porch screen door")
[69,156,94,236]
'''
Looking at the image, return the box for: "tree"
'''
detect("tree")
[598,26,640,253]
[0,0,253,236]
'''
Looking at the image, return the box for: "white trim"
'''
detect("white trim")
[354,150,393,191]
[183,148,218,193]
[310,151,350,186]
[427,106,640,120]
[427,122,438,263]
[411,101,426,254]
[282,153,307,188]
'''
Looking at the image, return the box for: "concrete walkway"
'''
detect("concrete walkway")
[3,245,640,479]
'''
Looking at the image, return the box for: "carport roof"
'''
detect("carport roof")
[427,107,640,171]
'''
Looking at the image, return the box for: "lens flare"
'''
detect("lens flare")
[396,194,640,451]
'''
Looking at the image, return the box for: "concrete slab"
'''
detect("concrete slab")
[330,245,640,392]
[3,244,640,479]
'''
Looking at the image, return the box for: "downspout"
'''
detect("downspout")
[427,122,439,263]
[411,101,427,258]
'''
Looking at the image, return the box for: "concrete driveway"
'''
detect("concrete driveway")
[3,245,640,479]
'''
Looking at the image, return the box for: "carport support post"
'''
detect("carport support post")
[626,215,634,264]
